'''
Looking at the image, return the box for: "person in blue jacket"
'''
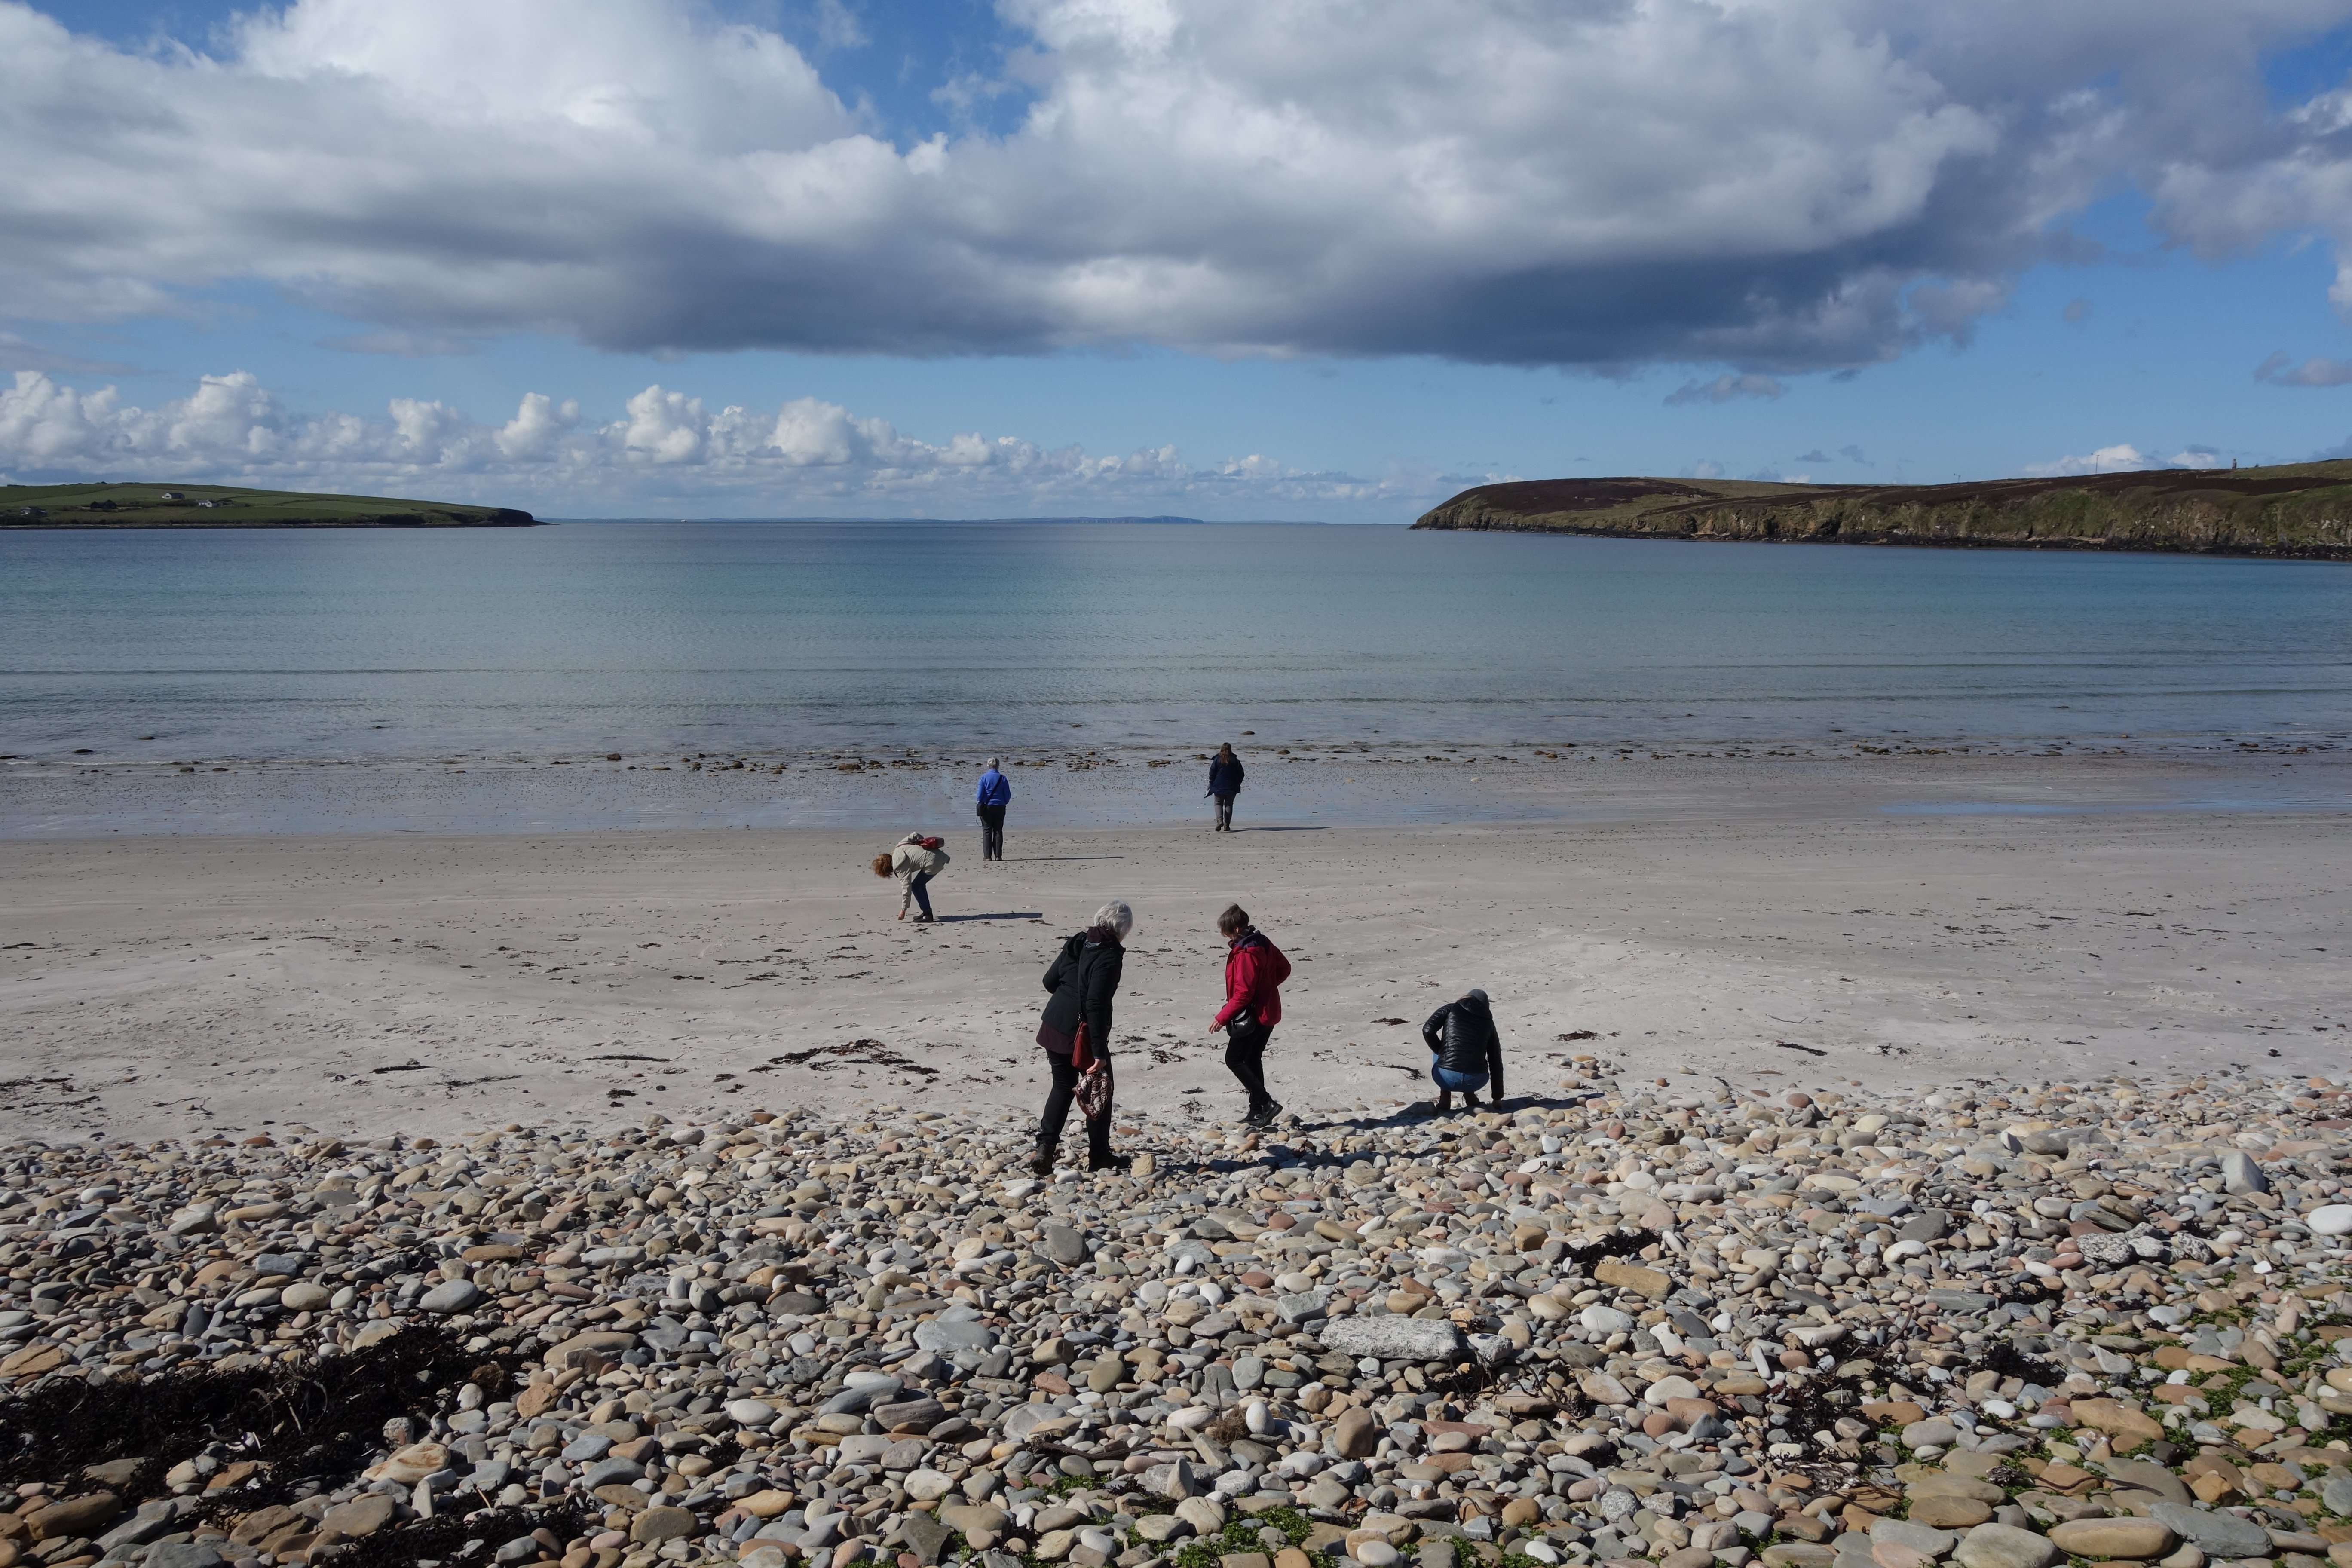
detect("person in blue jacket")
[1207,742,1245,831]
[975,756,1012,861]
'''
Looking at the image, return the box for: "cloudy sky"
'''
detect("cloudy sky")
[7,0,2352,520]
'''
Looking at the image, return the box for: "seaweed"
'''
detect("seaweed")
[322,1500,593,1568]
[1967,1337,2064,1390]
[0,1326,526,1515]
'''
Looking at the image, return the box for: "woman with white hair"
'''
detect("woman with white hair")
[1031,900,1135,1174]
[975,757,1011,861]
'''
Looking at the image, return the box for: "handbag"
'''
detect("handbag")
[1071,1020,1114,1123]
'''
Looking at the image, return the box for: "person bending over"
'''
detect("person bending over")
[1422,988,1505,1113]
[876,832,949,923]
[1210,903,1291,1128]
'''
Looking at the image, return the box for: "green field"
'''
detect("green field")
[1,481,536,528]
[1413,460,2352,560]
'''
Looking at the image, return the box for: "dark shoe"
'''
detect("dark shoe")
[1088,1152,1133,1173]
[1244,1099,1282,1128]
[911,912,936,924]
[1027,1146,1054,1177]
[1434,1092,1454,1115]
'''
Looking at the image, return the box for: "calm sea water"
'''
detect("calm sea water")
[3,521,2350,760]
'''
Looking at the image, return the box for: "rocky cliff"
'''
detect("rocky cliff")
[1412,463,2352,559]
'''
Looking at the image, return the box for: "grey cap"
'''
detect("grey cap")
[1467,988,1488,1003]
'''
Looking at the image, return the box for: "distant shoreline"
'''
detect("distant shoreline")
[3,480,536,529]
[1415,461,2352,560]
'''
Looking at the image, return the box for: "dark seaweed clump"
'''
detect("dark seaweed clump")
[0,1327,523,1516]
[325,1501,594,1568]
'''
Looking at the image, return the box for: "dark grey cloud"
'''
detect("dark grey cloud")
[1,0,2349,372]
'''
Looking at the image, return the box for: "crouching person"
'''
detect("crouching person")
[1421,988,1504,1113]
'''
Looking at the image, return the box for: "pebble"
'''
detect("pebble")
[0,1072,2343,1568]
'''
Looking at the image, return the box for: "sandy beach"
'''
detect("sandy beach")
[6,752,2346,1148]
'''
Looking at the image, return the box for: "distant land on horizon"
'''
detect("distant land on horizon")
[2,481,536,528]
[1414,460,2352,560]
[545,513,1270,524]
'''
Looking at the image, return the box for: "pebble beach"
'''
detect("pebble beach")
[4,1064,2350,1568]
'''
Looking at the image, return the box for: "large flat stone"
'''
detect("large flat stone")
[2149,1501,2272,1560]
[1951,1524,2059,1568]
[1320,1316,1462,1362]
[914,1318,997,1354]
[2047,1520,2178,1560]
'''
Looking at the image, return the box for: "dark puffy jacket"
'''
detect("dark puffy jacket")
[1207,756,1245,796]
[1042,931,1123,1052]
[1422,995,1504,1098]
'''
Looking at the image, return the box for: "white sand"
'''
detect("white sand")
[4,754,2347,1146]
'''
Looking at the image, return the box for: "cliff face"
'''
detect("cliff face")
[1412,466,2352,559]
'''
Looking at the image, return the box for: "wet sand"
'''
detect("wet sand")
[3,752,2347,1145]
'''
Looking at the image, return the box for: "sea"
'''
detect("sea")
[4,521,2352,765]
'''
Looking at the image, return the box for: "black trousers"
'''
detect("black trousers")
[1038,1052,1113,1161]
[1225,1020,1273,1108]
[977,803,1006,860]
[1213,793,1235,829]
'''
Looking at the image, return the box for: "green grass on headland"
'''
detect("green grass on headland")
[1412,460,2352,559]
[1,481,536,528]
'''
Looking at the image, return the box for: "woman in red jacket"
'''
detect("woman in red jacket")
[1210,903,1291,1128]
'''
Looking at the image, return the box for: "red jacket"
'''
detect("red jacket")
[1215,929,1292,1029]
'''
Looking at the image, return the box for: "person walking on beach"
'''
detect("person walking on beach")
[975,757,1011,861]
[874,832,949,923]
[1210,903,1291,1127]
[1207,742,1245,831]
[1032,900,1134,1174]
[1421,988,1505,1114]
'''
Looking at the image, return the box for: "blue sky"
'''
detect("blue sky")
[9,0,2352,519]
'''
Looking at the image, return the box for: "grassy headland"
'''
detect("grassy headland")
[1413,460,2352,559]
[2,481,536,528]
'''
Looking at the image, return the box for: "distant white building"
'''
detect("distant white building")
[159,491,185,500]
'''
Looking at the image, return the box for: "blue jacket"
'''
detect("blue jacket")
[1207,756,1245,796]
[976,768,1011,806]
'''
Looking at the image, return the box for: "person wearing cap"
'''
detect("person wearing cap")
[975,758,1012,861]
[1421,988,1506,1113]
[1031,900,1135,1173]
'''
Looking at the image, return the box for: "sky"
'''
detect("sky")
[8,0,2352,521]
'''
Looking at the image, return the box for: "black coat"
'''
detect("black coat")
[1042,932,1123,1051]
[1207,756,1245,796]
[1423,995,1504,1097]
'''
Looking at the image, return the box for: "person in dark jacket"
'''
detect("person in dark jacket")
[1421,989,1505,1113]
[1210,903,1292,1127]
[1032,900,1134,1174]
[975,757,1011,861]
[1207,742,1245,831]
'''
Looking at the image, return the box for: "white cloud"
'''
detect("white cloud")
[2171,446,2226,467]
[0,369,1425,519]
[1,0,2347,371]
[2023,442,2147,476]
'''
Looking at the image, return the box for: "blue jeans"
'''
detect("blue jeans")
[906,872,932,916]
[1432,1063,1488,1094]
